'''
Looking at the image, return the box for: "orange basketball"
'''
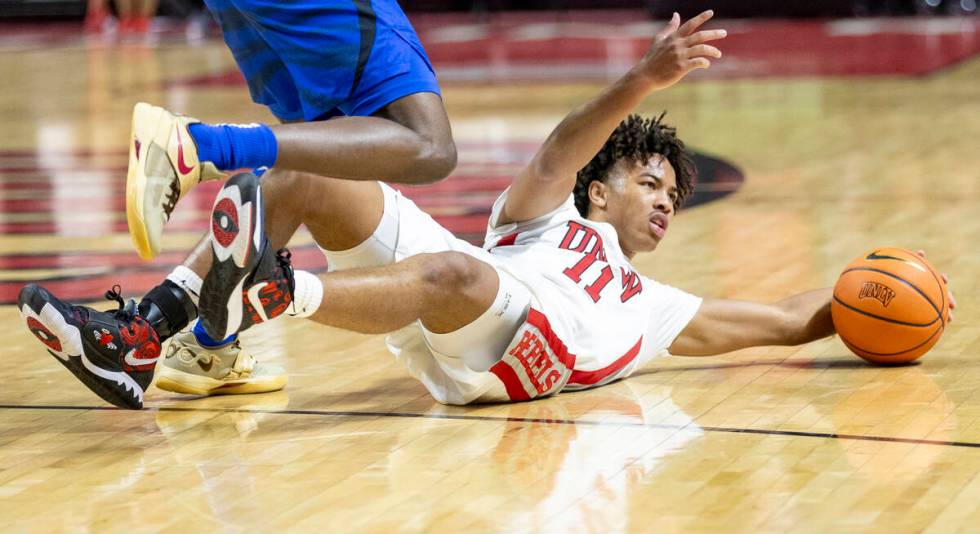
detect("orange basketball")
[831,247,948,365]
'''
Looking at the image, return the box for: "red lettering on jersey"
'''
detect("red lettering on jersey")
[585,265,614,302]
[620,267,643,302]
[559,221,616,301]
[558,221,589,251]
[558,221,606,260]
[563,251,598,283]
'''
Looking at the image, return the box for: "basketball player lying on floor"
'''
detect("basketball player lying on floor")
[17,11,954,410]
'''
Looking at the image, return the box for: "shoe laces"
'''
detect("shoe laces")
[103,285,138,321]
[231,350,256,377]
[162,179,180,219]
[275,249,295,300]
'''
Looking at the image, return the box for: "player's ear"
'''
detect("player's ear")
[588,180,608,210]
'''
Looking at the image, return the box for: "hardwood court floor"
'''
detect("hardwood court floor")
[2,15,980,533]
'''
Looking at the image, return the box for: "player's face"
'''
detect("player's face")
[598,155,678,257]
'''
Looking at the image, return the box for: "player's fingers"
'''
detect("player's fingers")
[678,10,714,36]
[916,249,926,258]
[687,44,722,59]
[656,12,681,40]
[942,272,949,284]
[686,29,728,45]
[687,57,711,70]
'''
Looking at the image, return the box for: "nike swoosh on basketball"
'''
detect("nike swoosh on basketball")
[175,128,196,176]
[865,251,926,272]
[124,349,159,367]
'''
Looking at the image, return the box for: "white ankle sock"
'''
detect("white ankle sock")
[289,270,322,318]
[167,265,203,306]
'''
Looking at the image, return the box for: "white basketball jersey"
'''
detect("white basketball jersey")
[382,186,702,405]
[482,189,702,394]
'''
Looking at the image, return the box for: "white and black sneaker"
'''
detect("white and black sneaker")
[198,172,265,340]
[18,284,162,409]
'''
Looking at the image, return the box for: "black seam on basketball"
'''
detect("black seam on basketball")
[840,323,943,357]
[840,266,943,321]
[831,295,939,328]
[878,251,947,327]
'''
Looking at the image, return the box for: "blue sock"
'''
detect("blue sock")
[193,320,237,348]
[188,122,278,172]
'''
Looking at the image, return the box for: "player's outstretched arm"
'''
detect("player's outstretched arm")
[499,10,727,225]
[668,289,836,357]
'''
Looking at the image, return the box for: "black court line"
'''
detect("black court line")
[2,404,979,450]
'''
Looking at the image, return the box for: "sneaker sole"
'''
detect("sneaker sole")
[127,102,165,260]
[127,103,197,261]
[18,284,147,409]
[198,172,264,340]
[155,365,286,396]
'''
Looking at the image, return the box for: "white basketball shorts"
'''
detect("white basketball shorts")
[320,182,532,373]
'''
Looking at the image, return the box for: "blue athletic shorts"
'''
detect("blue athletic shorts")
[204,0,441,122]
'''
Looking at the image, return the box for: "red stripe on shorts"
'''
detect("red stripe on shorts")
[489,360,532,402]
[568,336,643,386]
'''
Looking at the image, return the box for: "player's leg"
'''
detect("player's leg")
[84,0,110,32]
[154,172,384,395]
[179,169,384,280]
[306,252,499,336]
[178,177,531,400]
[126,0,453,259]
[202,0,455,183]
[266,92,454,184]
[16,171,309,406]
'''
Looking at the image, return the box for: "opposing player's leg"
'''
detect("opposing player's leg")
[175,176,532,402]
[17,173,296,407]
[269,92,454,184]
[153,171,311,396]
[126,0,454,259]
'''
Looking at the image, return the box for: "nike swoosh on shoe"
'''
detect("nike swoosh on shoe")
[176,128,196,176]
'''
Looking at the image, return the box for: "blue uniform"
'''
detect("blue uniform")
[204,0,441,122]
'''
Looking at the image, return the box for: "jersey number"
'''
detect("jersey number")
[559,221,642,303]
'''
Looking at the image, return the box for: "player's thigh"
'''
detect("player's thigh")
[422,266,533,373]
[261,170,385,252]
[319,182,479,273]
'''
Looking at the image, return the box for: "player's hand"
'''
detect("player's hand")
[917,249,955,322]
[634,10,727,91]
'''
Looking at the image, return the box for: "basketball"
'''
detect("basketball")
[831,247,949,364]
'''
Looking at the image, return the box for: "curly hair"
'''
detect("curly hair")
[573,113,696,216]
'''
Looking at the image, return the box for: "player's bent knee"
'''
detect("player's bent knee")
[404,140,457,184]
[427,140,458,179]
[263,170,309,212]
[418,251,483,294]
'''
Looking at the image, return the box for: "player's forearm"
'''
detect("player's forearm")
[670,289,835,357]
[529,70,658,183]
[773,288,835,345]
